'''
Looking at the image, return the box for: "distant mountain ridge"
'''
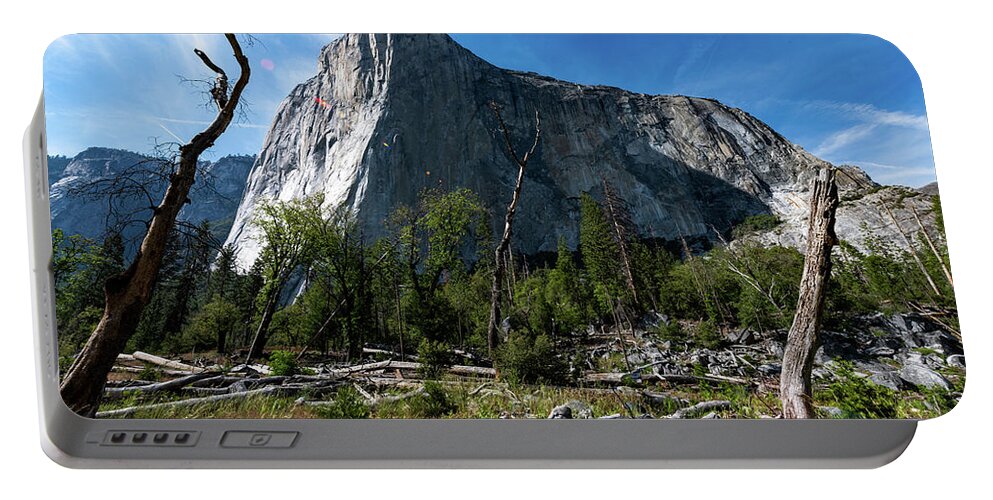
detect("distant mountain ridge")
[49,147,256,252]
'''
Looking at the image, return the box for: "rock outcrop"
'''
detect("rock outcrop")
[224,34,939,267]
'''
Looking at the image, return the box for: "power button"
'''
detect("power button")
[220,431,298,448]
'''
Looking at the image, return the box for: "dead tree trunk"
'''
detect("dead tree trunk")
[59,34,250,417]
[603,180,639,306]
[909,204,953,287]
[880,202,942,297]
[246,288,280,362]
[486,102,541,355]
[780,168,839,419]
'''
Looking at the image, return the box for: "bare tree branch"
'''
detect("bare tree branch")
[486,102,541,354]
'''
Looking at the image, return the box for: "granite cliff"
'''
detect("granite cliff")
[223,34,938,267]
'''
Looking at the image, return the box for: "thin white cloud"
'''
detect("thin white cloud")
[823,102,929,130]
[157,123,184,143]
[156,117,269,129]
[805,100,935,186]
[801,100,929,132]
[814,123,877,156]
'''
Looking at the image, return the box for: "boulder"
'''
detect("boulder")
[866,346,896,357]
[817,406,844,418]
[947,354,966,368]
[899,363,952,390]
[548,400,593,419]
[869,371,905,391]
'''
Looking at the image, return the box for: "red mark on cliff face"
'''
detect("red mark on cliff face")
[315,97,331,109]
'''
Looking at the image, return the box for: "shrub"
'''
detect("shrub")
[268,303,312,348]
[656,321,688,345]
[312,386,370,419]
[405,380,457,418]
[417,339,455,378]
[731,245,803,330]
[58,353,75,375]
[268,350,299,376]
[824,361,898,418]
[693,319,724,349]
[495,334,568,385]
[732,214,782,238]
[169,298,241,353]
[138,365,163,382]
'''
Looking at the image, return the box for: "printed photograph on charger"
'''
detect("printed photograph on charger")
[44,34,962,419]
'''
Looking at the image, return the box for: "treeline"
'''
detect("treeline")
[53,188,954,380]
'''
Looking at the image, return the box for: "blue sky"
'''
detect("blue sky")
[44,34,934,186]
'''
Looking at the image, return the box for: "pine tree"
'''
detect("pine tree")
[209,244,240,302]
[579,192,623,315]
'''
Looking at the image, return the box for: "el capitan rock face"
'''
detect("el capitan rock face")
[223,34,933,267]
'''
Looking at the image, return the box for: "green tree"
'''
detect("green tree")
[171,298,241,354]
[208,244,241,303]
[245,194,324,361]
[579,192,624,316]
[543,237,592,335]
[388,188,488,345]
[53,231,125,354]
[306,205,376,360]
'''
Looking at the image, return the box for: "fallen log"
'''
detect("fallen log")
[96,386,282,418]
[352,383,375,403]
[229,363,273,376]
[370,387,426,407]
[325,360,394,377]
[302,386,428,410]
[667,400,732,419]
[181,387,231,396]
[641,390,689,407]
[133,351,204,373]
[104,372,218,399]
[326,360,496,379]
[582,371,751,386]
[362,347,417,360]
[246,376,289,387]
[189,375,241,388]
[657,372,751,385]
[104,379,154,388]
[111,365,196,377]
[380,361,496,377]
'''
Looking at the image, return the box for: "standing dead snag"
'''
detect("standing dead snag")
[486,102,541,355]
[602,180,639,306]
[60,34,251,417]
[780,168,839,419]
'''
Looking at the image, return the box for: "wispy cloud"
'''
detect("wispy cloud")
[811,101,930,158]
[814,123,877,156]
[155,117,269,129]
[813,101,929,130]
[804,100,934,186]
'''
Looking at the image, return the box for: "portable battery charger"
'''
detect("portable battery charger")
[25,33,961,467]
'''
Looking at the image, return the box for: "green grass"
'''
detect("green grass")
[96,369,962,420]
[595,352,629,373]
